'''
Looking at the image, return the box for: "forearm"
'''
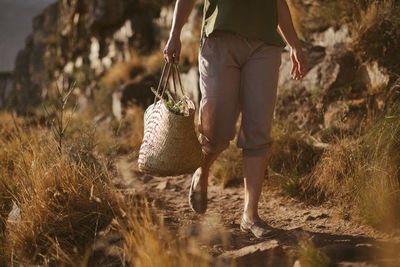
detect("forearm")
[170,0,197,39]
[277,0,301,49]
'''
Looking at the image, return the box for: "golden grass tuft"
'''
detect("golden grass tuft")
[267,126,322,197]
[296,239,333,267]
[0,105,210,265]
[1,121,122,265]
[302,139,360,202]
[304,102,400,229]
[117,201,210,267]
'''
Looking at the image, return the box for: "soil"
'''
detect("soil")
[112,157,400,267]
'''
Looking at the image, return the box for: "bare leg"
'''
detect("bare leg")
[192,152,219,193]
[243,156,268,222]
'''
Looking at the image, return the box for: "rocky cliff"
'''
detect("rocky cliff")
[8,0,399,137]
[10,0,176,110]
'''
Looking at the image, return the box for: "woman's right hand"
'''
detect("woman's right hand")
[163,35,181,64]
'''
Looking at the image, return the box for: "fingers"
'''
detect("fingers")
[163,39,181,64]
[290,48,308,80]
[163,49,180,64]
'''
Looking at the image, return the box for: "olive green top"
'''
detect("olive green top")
[202,0,286,47]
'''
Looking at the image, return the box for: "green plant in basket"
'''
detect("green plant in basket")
[150,87,191,116]
[150,64,192,117]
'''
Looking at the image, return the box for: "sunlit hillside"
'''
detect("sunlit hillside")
[1,0,400,266]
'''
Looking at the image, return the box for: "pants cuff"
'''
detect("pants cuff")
[242,142,273,158]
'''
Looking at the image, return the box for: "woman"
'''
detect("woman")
[164,0,307,238]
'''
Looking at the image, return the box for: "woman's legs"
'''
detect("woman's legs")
[243,156,268,222]
[238,43,282,225]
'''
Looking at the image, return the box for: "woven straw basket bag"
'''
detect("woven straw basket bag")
[138,63,203,176]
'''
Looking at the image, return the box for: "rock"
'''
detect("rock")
[9,0,167,112]
[358,61,390,90]
[276,25,361,134]
[112,77,155,120]
[280,46,356,94]
[11,2,59,110]
[278,25,355,100]
[217,240,290,267]
[311,26,351,51]
[87,0,125,30]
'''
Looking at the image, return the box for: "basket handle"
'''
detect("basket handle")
[153,62,187,105]
[153,62,172,105]
[172,64,186,97]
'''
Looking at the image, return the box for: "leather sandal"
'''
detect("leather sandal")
[240,217,275,238]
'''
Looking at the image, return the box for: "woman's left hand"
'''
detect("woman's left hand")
[290,46,307,80]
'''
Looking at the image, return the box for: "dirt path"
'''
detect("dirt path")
[115,157,400,266]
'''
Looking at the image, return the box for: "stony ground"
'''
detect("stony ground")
[113,157,400,267]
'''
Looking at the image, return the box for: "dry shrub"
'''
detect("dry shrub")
[296,239,332,267]
[267,126,322,197]
[117,201,210,267]
[0,111,212,266]
[352,0,400,74]
[305,103,400,229]
[303,139,361,202]
[67,104,145,159]
[358,102,400,228]
[0,116,122,265]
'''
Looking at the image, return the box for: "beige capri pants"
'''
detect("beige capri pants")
[198,30,283,157]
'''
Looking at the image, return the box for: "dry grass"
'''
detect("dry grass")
[296,239,333,267]
[0,117,122,265]
[352,0,400,74]
[0,105,210,266]
[303,102,400,229]
[302,139,361,202]
[117,201,210,267]
[267,125,322,197]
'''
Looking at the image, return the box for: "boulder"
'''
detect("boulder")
[112,77,155,120]
[357,61,390,90]
[279,26,355,96]
[217,240,291,267]
[87,0,125,31]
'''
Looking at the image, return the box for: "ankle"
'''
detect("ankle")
[193,168,209,192]
[243,211,261,223]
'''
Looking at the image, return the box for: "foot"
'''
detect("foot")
[188,168,207,213]
[240,216,274,238]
